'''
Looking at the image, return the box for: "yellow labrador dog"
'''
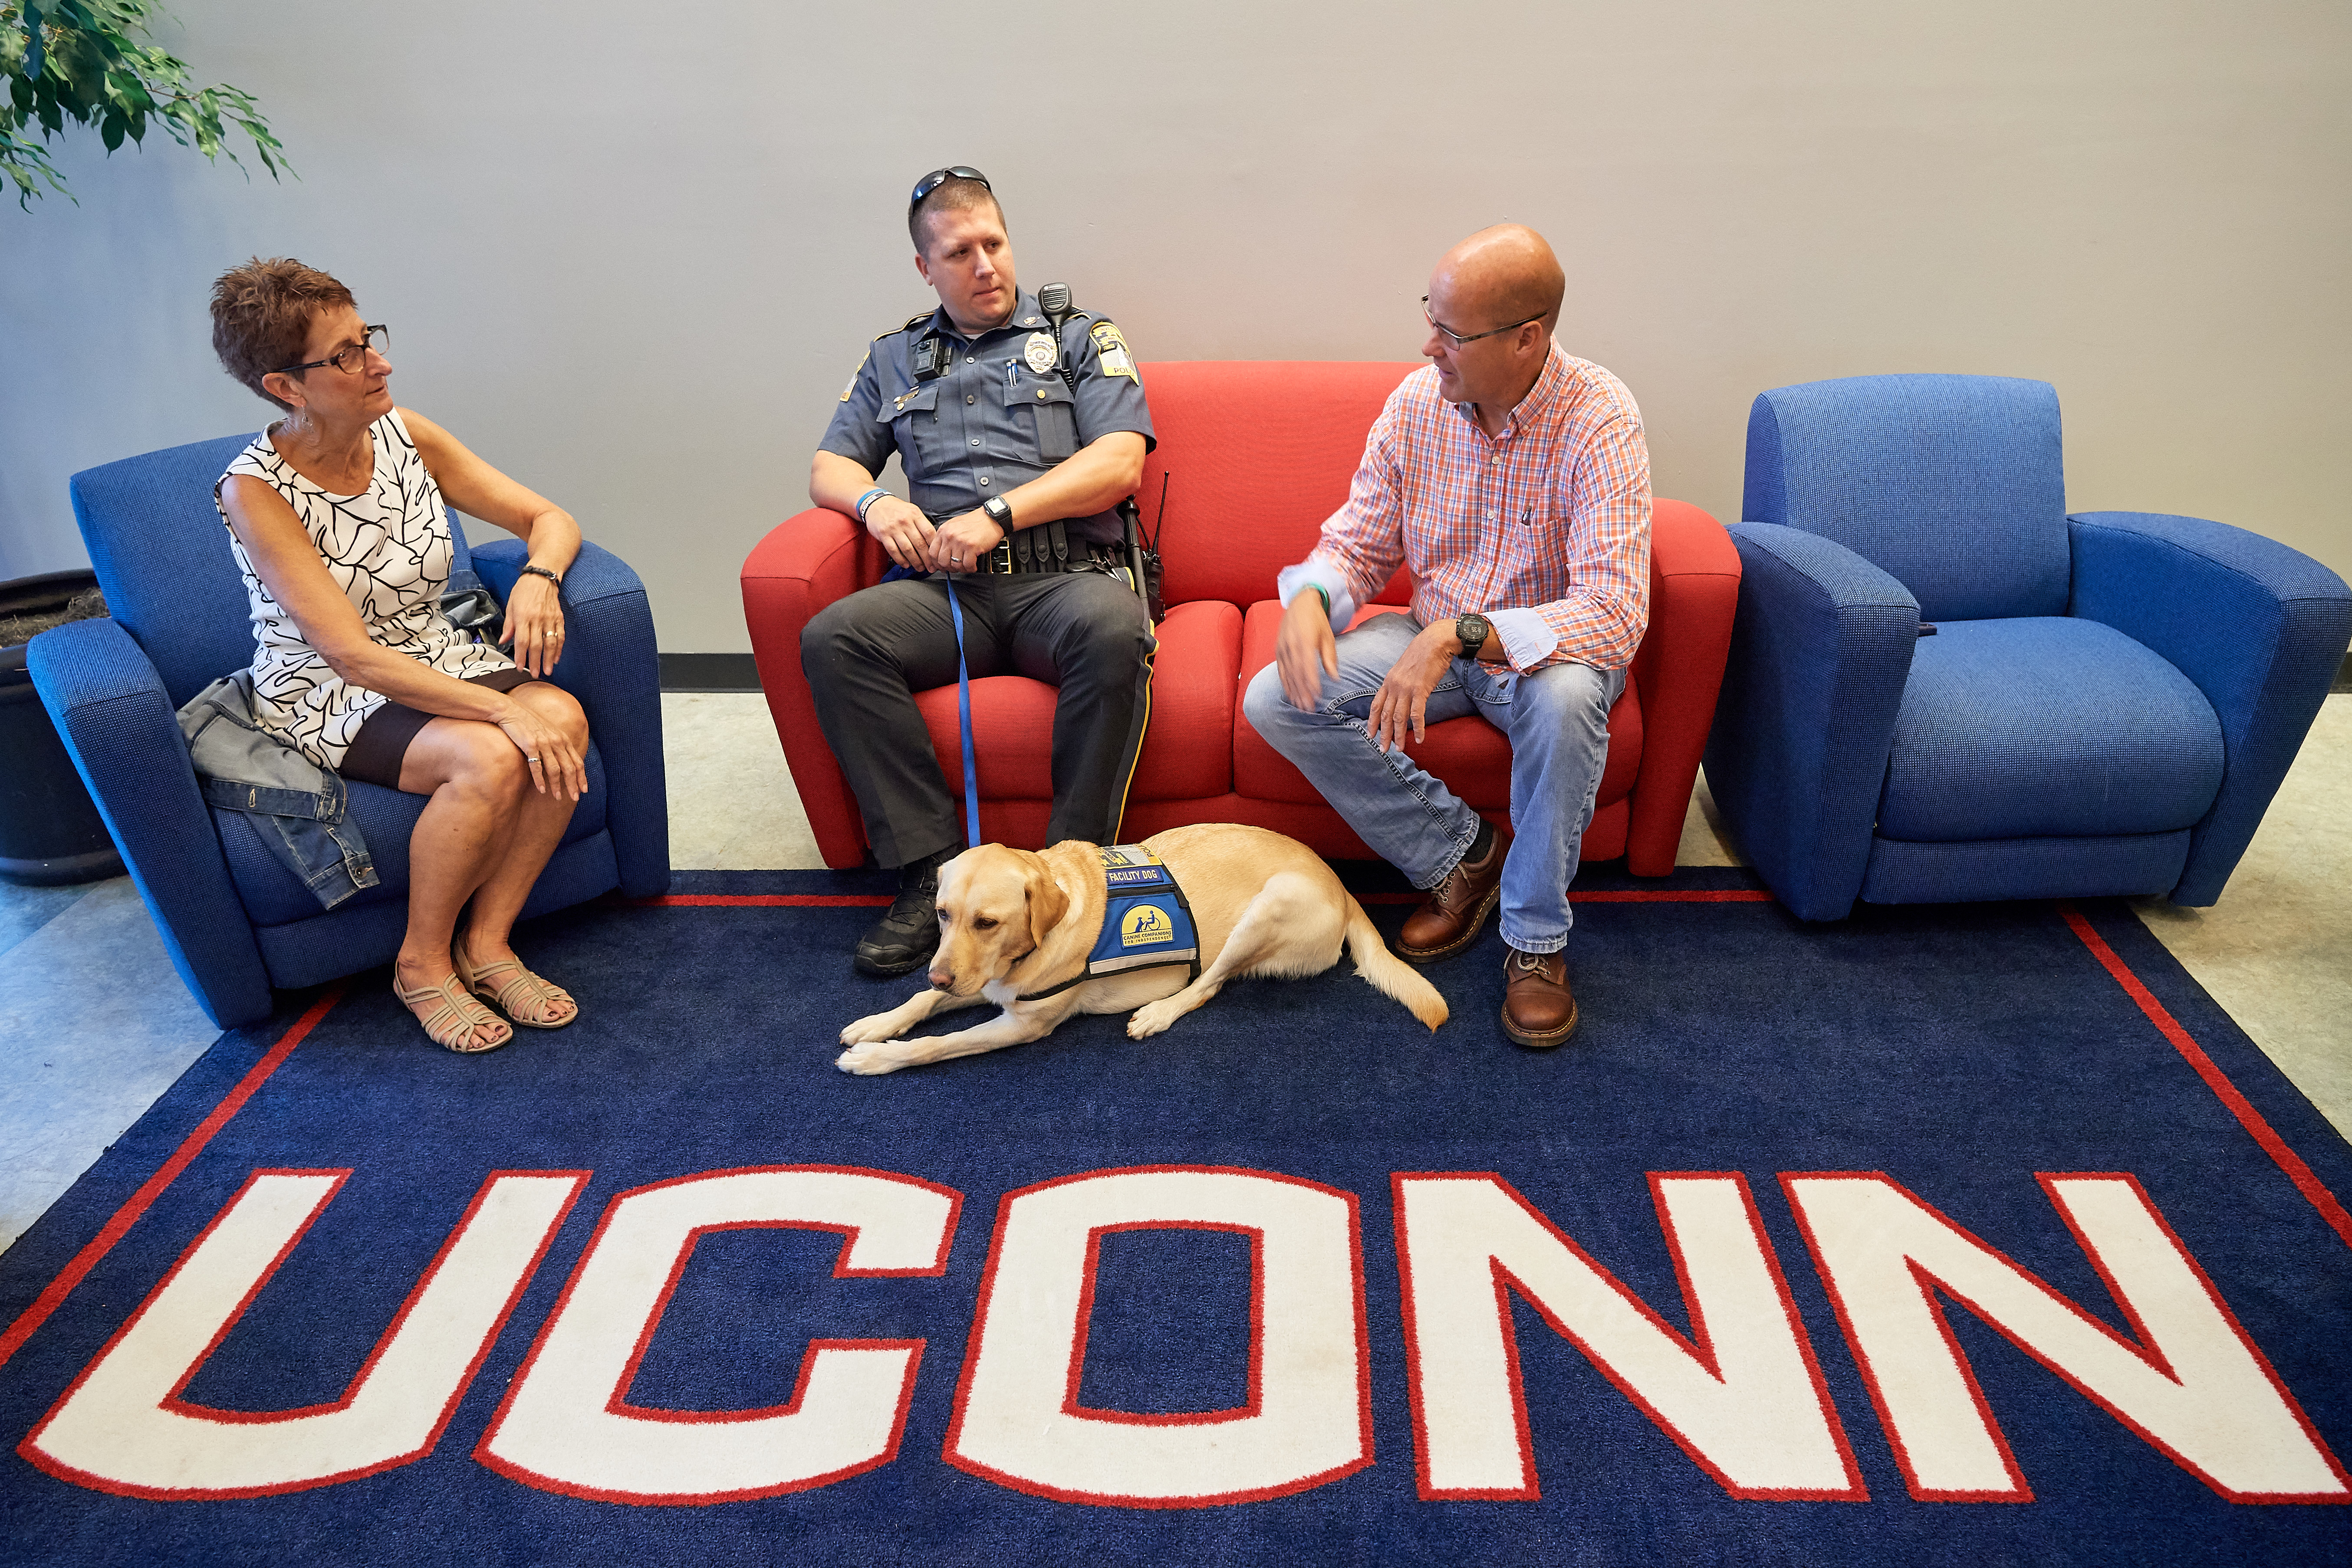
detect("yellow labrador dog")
[837,823,1446,1075]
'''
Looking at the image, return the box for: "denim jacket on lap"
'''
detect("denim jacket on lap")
[177,671,378,911]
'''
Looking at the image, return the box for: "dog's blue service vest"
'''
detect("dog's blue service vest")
[1091,845,1200,976]
[1020,845,1199,1000]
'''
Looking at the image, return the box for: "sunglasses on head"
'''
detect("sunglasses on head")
[910,165,990,214]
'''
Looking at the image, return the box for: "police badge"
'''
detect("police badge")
[1023,331,1059,375]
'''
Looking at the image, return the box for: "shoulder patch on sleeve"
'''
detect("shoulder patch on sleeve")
[840,347,868,401]
[1089,319,1139,384]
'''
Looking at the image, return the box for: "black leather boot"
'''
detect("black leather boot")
[853,847,958,977]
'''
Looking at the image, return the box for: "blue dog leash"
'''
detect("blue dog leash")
[943,576,983,848]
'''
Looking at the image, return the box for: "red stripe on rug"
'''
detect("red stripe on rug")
[0,985,345,1372]
[2061,904,2352,1250]
[1584,889,1774,903]
[1359,889,1773,904]
[639,894,895,907]
[644,890,1775,908]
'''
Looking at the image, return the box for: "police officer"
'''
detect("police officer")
[803,167,1158,976]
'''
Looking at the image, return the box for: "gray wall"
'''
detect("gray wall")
[3,0,2345,651]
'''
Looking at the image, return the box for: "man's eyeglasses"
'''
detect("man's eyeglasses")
[1421,297,1542,350]
[910,165,990,214]
[277,325,389,377]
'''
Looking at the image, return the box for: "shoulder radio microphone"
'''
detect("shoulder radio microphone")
[1037,280,1072,329]
[1036,282,1077,391]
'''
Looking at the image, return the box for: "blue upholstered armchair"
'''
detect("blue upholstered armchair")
[1705,375,2351,922]
[28,434,670,1026]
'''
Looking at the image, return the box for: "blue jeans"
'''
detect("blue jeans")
[1240,612,1623,953]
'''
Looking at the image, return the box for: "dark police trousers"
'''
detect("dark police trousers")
[800,569,1155,868]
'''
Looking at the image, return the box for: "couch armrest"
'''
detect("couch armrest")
[1705,523,1920,920]
[472,538,670,897]
[741,506,875,868]
[2068,511,2352,906]
[27,618,274,1027]
[1624,500,1741,875]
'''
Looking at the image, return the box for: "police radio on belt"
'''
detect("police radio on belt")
[1033,280,1163,618]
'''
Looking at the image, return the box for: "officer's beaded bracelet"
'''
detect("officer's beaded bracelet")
[853,487,889,522]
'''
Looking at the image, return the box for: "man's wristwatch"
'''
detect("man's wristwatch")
[982,496,1014,539]
[1455,611,1491,660]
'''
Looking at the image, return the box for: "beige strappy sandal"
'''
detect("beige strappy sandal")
[395,971,513,1053]
[454,944,579,1030]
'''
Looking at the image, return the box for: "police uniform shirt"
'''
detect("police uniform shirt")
[820,289,1155,546]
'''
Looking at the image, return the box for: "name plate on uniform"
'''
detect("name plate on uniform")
[1087,845,1200,978]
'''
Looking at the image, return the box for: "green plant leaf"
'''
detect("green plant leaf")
[3,0,291,204]
[1,116,72,207]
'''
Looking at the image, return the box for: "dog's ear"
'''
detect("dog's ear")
[1023,853,1069,951]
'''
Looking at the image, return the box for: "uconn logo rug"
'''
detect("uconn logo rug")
[1,871,2347,1567]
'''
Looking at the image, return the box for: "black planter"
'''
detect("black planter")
[1,569,125,885]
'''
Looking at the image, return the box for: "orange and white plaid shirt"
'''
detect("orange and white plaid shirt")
[1278,342,1651,673]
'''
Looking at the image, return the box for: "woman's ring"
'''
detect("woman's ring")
[526,755,540,763]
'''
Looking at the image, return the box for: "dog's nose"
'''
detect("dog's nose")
[928,968,953,991]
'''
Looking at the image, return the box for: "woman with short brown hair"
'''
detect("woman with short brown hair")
[210,256,589,1053]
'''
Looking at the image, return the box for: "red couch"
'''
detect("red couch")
[742,361,1740,873]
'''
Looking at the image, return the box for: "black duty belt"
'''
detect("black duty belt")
[972,519,1116,575]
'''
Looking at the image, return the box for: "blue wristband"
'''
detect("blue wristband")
[852,487,889,521]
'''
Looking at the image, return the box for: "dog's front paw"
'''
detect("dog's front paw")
[1127,1000,1182,1039]
[835,1041,907,1075]
[840,1010,911,1046]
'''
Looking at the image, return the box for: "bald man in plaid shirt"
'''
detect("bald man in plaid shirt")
[1242,225,1651,1048]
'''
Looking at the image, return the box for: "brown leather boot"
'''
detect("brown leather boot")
[1502,946,1580,1048]
[1397,820,1513,965]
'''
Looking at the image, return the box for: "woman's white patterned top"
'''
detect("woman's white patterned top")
[214,408,515,769]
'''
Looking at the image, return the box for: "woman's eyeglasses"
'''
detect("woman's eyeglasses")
[278,325,389,376]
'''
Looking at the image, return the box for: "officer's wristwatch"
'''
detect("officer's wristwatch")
[981,495,1014,539]
[1455,611,1492,660]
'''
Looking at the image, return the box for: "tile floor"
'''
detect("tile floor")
[3,692,2346,1253]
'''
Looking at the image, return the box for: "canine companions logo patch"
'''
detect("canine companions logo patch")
[1120,904,1171,948]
